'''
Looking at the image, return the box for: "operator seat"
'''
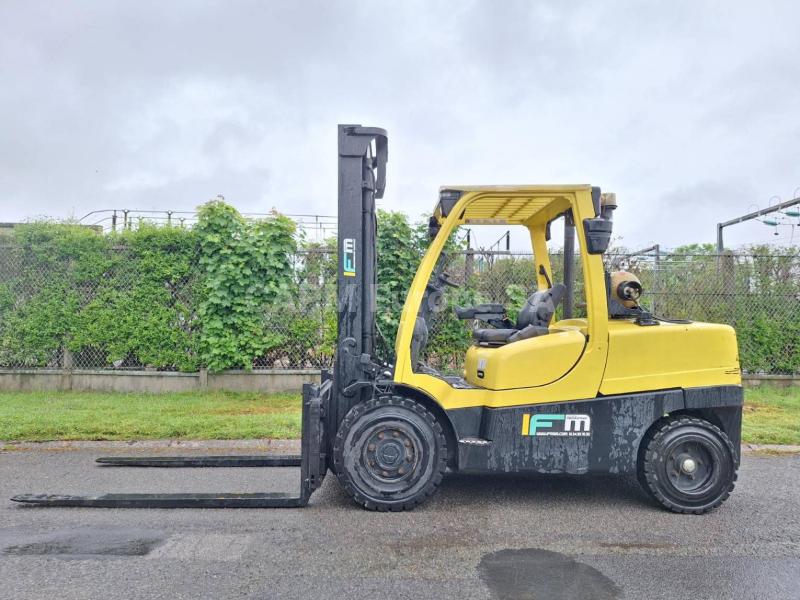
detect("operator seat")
[472,283,566,345]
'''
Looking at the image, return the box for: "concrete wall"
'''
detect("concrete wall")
[0,369,321,394]
[0,369,795,394]
[741,375,800,388]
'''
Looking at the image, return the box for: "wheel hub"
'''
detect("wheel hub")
[379,443,402,465]
[666,442,713,493]
[364,427,416,480]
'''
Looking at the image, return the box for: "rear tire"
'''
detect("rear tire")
[638,416,737,514]
[333,395,447,511]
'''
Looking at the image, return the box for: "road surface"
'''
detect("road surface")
[1,446,798,599]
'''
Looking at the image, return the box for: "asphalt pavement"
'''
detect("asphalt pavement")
[1,445,798,600]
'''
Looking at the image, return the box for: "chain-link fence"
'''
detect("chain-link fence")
[257,248,337,370]
[0,245,339,372]
[0,244,200,371]
[0,245,797,375]
[419,250,800,376]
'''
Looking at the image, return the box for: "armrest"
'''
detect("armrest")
[507,325,550,343]
[455,304,506,320]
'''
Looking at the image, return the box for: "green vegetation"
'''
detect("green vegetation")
[0,391,301,441]
[742,385,800,446]
[375,210,426,358]
[0,207,798,375]
[0,202,300,373]
[0,386,797,445]
[194,201,296,371]
[374,211,476,369]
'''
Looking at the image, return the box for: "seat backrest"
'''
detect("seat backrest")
[516,283,566,329]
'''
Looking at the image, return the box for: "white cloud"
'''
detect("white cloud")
[0,0,798,249]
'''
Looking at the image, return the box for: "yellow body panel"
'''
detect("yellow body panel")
[552,318,589,335]
[392,184,742,411]
[464,328,586,390]
[600,319,741,395]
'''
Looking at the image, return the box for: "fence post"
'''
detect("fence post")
[62,348,73,370]
[652,244,660,315]
[198,367,208,390]
[464,230,474,282]
[721,250,735,323]
[61,347,74,391]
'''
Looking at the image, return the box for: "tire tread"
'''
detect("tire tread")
[641,416,737,514]
[332,395,447,512]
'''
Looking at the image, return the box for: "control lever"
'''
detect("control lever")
[439,272,459,288]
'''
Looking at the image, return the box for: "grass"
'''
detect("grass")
[0,386,797,445]
[742,385,800,446]
[0,390,302,442]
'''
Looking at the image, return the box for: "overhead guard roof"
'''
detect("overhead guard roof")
[435,184,592,226]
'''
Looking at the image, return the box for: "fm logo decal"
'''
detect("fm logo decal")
[521,413,591,437]
[343,238,356,277]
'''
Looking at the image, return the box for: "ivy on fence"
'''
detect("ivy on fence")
[0,201,298,372]
[0,205,797,375]
[195,201,296,371]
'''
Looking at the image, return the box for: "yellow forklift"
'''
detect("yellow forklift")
[13,125,742,514]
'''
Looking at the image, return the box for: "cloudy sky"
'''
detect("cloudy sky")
[1,1,798,250]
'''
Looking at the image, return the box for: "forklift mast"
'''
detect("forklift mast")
[331,125,387,437]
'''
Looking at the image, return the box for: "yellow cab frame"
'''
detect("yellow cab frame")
[395,185,608,410]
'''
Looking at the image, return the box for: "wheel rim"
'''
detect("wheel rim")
[657,429,730,505]
[361,423,419,484]
[345,411,435,499]
[666,441,714,495]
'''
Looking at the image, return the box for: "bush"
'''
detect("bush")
[0,201,298,372]
[194,201,296,371]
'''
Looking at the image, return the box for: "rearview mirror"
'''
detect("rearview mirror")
[583,218,613,254]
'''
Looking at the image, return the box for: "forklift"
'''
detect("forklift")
[12,125,742,514]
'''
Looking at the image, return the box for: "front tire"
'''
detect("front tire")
[333,395,447,511]
[639,416,737,514]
